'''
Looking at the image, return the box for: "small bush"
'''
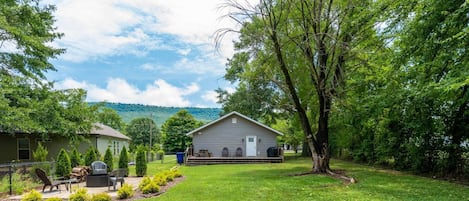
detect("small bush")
[32,142,48,162]
[104,147,113,172]
[141,180,159,194]
[117,183,134,199]
[138,176,152,190]
[70,148,81,167]
[56,149,71,178]
[84,147,97,166]
[1,170,38,194]
[21,189,42,201]
[162,170,174,182]
[91,192,112,201]
[118,146,128,170]
[69,188,90,201]
[153,174,167,186]
[157,150,165,160]
[135,147,147,177]
[45,197,62,201]
[171,167,183,178]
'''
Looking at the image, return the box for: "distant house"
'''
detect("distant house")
[186,111,283,165]
[0,123,130,163]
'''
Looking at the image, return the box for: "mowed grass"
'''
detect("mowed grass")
[141,154,468,201]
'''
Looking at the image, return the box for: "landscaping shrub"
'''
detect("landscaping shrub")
[21,189,42,201]
[69,188,90,201]
[141,180,159,194]
[118,146,128,170]
[138,176,152,190]
[91,192,112,201]
[135,147,147,177]
[84,147,97,166]
[45,197,62,201]
[32,142,50,175]
[70,148,81,168]
[157,150,165,160]
[117,183,134,199]
[56,148,71,178]
[171,167,183,178]
[162,170,174,182]
[104,147,113,172]
[153,174,167,186]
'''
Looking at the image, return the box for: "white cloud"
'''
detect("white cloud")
[55,77,199,107]
[48,0,257,64]
[202,90,219,104]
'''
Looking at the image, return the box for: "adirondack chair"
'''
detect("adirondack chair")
[108,168,127,190]
[35,168,68,192]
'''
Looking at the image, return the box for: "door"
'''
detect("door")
[246,136,257,156]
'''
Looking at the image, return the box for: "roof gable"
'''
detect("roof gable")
[186,111,283,136]
[91,123,131,140]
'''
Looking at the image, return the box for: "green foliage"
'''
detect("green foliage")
[21,189,42,201]
[104,147,113,172]
[153,174,167,186]
[84,147,97,166]
[161,110,202,152]
[138,176,152,190]
[90,192,112,201]
[135,147,147,177]
[32,142,48,162]
[97,107,126,132]
[126,117,159,150]
[70,148,81,168]
[117,183,134,199]
[56,149,71,178]
[141,180,159,194]
[157,150,165,160]
[91,102,220,125]
[0,170,39,194]
[118,146,129,170]
[69,188,90,201]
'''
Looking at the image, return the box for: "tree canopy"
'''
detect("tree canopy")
[161,110,202,152]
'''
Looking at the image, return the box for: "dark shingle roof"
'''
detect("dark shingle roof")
[91,123,131,140]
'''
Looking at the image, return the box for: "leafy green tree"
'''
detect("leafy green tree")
[135,147,146,177]
[56,149,71,178]
[161,110,202,152]
[219,0,377,174]
[118,146,129,170]
[84,147,97,166]
[126,117,159,150]
[104,147,113,172]
[98,107,126,132]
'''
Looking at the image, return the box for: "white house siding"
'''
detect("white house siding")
[96,136,129,157]
[192,114,278,157]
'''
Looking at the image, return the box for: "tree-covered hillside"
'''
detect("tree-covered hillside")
[91,102,221,126]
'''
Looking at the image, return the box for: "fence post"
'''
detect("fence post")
[8,165,12,195]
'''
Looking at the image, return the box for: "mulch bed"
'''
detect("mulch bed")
[117,176,185,200]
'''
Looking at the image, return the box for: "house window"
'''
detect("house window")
[232,118,237,124]
[18,138,30,160]
[113,141,120,155]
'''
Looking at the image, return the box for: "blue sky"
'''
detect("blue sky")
[45,0,255,107]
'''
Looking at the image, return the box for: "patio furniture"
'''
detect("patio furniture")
[91,161,107,175]
[222,147,229,157]
[108,168,127,190]
[35,168,68,192]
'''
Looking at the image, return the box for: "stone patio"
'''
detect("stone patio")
[5,176,143,200]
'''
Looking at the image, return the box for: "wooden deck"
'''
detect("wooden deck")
[185,156,283,165]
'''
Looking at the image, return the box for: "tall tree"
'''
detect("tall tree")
[126,117,159,150]
[161,110,202,152]
[219,0,377,175]
[98,107,126,132]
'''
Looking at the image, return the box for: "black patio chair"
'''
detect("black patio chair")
[35,168,68,192]
[108,168,127,190]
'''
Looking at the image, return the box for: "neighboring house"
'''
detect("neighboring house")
[0,123,130,163]
[186,111,283,164]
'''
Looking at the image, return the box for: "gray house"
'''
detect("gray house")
[0,123,130,163]
[186,111,283,165]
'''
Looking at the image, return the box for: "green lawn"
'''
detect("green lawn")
[141,155,468,201]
